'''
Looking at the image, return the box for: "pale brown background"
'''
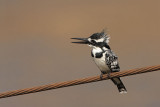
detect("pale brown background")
[0,0,160,107]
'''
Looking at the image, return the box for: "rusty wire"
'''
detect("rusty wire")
[0,65,160,99]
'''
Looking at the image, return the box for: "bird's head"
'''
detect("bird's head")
[71,30,110,48]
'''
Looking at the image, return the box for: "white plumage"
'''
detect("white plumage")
[92,48,110,73]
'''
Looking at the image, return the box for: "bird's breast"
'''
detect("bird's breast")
[93,53,110,73]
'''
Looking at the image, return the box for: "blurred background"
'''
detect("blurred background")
[0,0,160,107]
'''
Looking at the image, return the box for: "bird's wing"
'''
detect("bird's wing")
[105,50,120,72]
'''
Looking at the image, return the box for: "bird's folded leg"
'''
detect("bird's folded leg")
[107,72,111,79]
[100,73,104,79]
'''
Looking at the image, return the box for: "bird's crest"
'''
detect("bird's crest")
[100,29,110,44]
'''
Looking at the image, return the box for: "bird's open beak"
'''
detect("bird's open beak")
[71,38,89,44]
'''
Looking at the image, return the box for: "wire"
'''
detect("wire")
[0,65,160,99]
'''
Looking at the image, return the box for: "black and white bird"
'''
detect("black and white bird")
[71,30,127,93]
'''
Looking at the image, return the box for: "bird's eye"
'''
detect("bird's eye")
[91,40,96,44]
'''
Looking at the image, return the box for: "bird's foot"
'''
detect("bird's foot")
[100,73,104,79]
[107,72,111,79]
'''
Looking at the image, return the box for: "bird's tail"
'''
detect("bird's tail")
[111,77,127,94]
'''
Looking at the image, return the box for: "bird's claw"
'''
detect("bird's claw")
[100,73,104,79]
[100,72,111,79]
[107,72,111,79]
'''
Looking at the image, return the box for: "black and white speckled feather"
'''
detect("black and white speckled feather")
[105,50,120,72]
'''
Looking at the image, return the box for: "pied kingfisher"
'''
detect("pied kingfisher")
[71,30,127,93]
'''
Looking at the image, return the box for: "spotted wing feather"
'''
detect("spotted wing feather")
[105,50,120,72]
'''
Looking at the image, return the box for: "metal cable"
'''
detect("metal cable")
[0,65,160,99]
